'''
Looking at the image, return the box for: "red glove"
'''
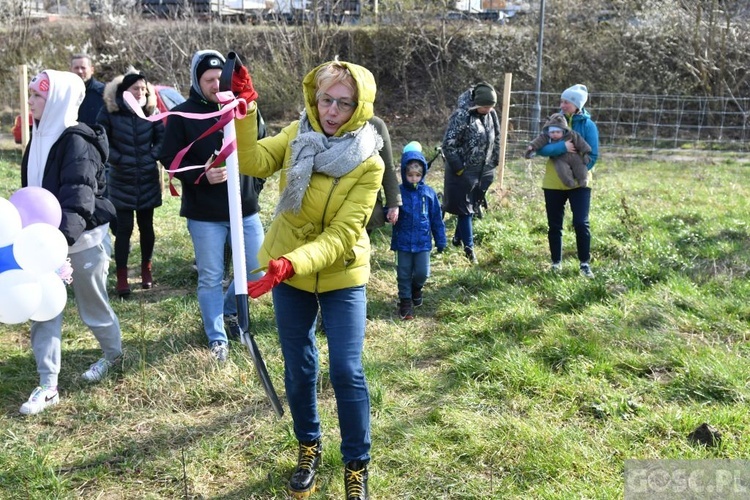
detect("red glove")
[247,257,295,298]
[231,65,258,103]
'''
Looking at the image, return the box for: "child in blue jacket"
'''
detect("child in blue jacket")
[391,145,447,320]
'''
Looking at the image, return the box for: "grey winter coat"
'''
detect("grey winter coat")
[96,73,164,211]
[441,88,501,216]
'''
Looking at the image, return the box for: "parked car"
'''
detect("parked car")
[154,84,186,116]
[11,84,185,144]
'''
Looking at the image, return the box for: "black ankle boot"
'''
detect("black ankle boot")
[464,246,478,265]
[398,298,414,320]
[345,460,369,500]
[287,439,322,497]
[411,285,423,307]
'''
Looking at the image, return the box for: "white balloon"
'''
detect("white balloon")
[0,198,23,247]
[13,223,69,275]
[0,269,43,325]
[30,272,68,322]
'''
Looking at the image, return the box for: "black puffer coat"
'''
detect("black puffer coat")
[97,74,164,211]
[21,124,116,246]
[441,89,501,216]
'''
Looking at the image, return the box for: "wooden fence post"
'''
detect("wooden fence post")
[497,72,512,192]
[18,65,29,150]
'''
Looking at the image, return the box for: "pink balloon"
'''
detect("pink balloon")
[10,187,62,228]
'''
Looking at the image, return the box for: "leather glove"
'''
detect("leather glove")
[231,65,258,103]
[247,257,295,298]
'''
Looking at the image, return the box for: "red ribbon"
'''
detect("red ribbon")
[123,90,247,196]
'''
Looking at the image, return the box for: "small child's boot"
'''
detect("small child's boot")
[412,285,423,307]
[398,298,414,320]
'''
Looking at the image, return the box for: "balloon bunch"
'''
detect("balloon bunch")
[0,187,70,325]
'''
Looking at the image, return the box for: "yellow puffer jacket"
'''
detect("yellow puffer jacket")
[236,61,384,293]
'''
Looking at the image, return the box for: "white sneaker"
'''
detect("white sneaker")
[20,386,59,415]
[209,341,228,362]
[580,263,595,278]
[550,261,562,272]
[82,357,119,383]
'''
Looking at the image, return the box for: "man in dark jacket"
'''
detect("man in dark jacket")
[159,49,266,362]
[70,54,106,127]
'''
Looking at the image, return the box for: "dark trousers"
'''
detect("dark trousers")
[114,208,155,269]
[543,188,591,264]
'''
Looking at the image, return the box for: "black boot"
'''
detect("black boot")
[345,460,369,500]
[398,298,414,320]
[464,246,478,265]
[412,285,423,307]
[287,439,322,498]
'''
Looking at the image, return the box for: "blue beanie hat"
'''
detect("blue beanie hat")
[403,141,422,154]
[561,84,588,110]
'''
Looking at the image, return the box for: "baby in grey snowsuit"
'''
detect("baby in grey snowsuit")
[525,112,592,188]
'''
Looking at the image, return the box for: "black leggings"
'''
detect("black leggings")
[114,208,155,269]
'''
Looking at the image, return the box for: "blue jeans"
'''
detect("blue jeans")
[272,282,371,463]
[543,188,591,264]
[187,214,264,343]
[396,250,430,299]
[454,214,474,248]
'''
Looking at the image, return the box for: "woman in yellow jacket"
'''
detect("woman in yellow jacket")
[233,59,383,500]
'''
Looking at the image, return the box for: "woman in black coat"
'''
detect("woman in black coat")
[97,69,165,297]
[442,82,501,264]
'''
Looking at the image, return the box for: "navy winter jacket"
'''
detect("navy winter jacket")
[391,150,447,253]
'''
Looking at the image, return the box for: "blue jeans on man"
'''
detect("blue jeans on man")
[187,214,264,344]
[272,282,371,464]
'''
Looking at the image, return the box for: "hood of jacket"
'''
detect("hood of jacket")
[63,122,109,163]
[190,50,225,101]
[543,112,570,133]
[103,71,157,115]
[400,149,429,189]
[300,60,376,137]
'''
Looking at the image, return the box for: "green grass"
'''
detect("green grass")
[1,145,749,499]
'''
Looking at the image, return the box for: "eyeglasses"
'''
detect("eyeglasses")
[318,94,357,113]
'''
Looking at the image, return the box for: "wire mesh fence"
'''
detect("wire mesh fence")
[508,91,750,159]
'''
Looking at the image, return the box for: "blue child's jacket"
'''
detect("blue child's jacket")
[391,150,447,253]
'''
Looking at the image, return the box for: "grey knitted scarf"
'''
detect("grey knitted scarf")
[276,111,382,216]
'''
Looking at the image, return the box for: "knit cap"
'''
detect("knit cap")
[403,141,423,154]
[29,72,50,99]
[196,54,224,80]
[472,82,497,107]
[119,72,146,94]
[561,84,588,110]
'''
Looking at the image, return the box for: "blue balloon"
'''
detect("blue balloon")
[0,244,20,273]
